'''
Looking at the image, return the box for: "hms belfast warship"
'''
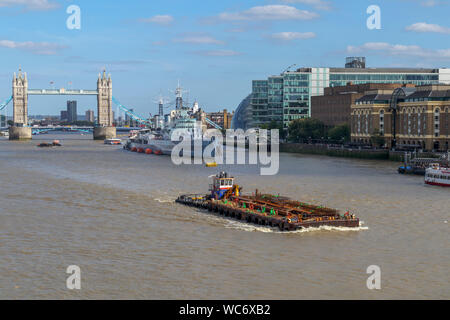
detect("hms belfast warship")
[124,83,220,157]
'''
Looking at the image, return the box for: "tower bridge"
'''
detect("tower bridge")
[3,68,145,140]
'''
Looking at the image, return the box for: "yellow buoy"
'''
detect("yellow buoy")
[205,162,217,167]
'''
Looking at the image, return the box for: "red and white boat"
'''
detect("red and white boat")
[425,163,450,187]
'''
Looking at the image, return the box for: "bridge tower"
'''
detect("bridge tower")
[94,69,116,140]
[10,68,31,140]
[12,68,28,125]
[97,69,113,126]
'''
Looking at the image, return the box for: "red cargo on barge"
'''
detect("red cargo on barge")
[176,172,360,231]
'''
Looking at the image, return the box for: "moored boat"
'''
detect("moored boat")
[37,140,62,148]
[425,163,450,187]
[104,138,122,145]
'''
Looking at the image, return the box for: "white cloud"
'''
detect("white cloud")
[217,5,318,22]
[192,50,242,57]
[402,0,450,6]
[139,15,174,26]
[280,0,332,10]
[0,0,58,10]
[0,40,67,55]
[421,0,443,6]
[266,31,316,41]
[347,42,450,60]
[173,34,224,45]
[405,22,450,34]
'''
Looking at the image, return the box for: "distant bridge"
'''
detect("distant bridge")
[27,89,99,96]
[1,68,152,140]
[27,126,142,134]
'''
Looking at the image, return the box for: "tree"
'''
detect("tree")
[328,123,350,143]
[370,129,385,148]
[260,120,287,139]
[7,120,14,126]
[288,118,325,143]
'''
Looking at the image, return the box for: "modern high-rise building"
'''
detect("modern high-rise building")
[67,100,77,123]
[85,109,94,123]
[125,109,137,127]
[231,94,252,130]
[249,57,450,128]
[60,110,68,121]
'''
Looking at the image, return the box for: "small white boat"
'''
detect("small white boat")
[104,138,122,145]
[425,163,450,187]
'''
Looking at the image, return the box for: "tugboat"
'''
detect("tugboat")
[176,172,360,231]
[425,163,450,187]
[37,140,62,148]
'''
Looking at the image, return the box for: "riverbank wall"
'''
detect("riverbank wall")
[280,143,392,161]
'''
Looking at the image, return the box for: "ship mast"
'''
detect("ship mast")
[173,80,189,110]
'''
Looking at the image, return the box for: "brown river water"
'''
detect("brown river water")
[0,133,448,299]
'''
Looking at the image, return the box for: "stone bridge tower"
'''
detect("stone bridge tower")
[94,69,116,140]
[97,70,113,126]
[9,68,32,140]
[12,68,28,126]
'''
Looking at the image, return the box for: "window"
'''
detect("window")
[434,108,440,137]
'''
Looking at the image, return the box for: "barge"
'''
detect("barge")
[176,172,360,232]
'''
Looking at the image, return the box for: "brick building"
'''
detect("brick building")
[351,84,450,151]
[311,83,413,127]
[206,109,234,130]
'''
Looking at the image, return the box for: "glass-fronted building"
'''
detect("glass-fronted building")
[231,94,252,130]
[250,58,450,128]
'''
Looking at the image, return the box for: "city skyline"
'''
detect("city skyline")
[0,0,449,117]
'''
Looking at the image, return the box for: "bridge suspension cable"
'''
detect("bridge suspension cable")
[0,96,12,128]
[204,117,223,131]
[0,96,13,112]
[111,97,150,126]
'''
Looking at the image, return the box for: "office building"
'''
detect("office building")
[231,94,252,130]
[67,100,77,123]
[125,109,137,127]
[60,110,68,121]
[85,110,94,123]
[249,57,450,128]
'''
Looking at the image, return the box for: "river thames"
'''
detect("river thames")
[0,133,448,299]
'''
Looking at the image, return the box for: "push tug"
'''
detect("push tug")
[176,172,360,231]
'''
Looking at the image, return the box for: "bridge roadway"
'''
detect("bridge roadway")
[27,89,98,95]
[0,126,142,132]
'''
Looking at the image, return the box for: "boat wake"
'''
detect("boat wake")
[154,198,176,204]
[223,219,369,234]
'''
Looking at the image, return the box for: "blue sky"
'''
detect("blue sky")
[0,0,449,116]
